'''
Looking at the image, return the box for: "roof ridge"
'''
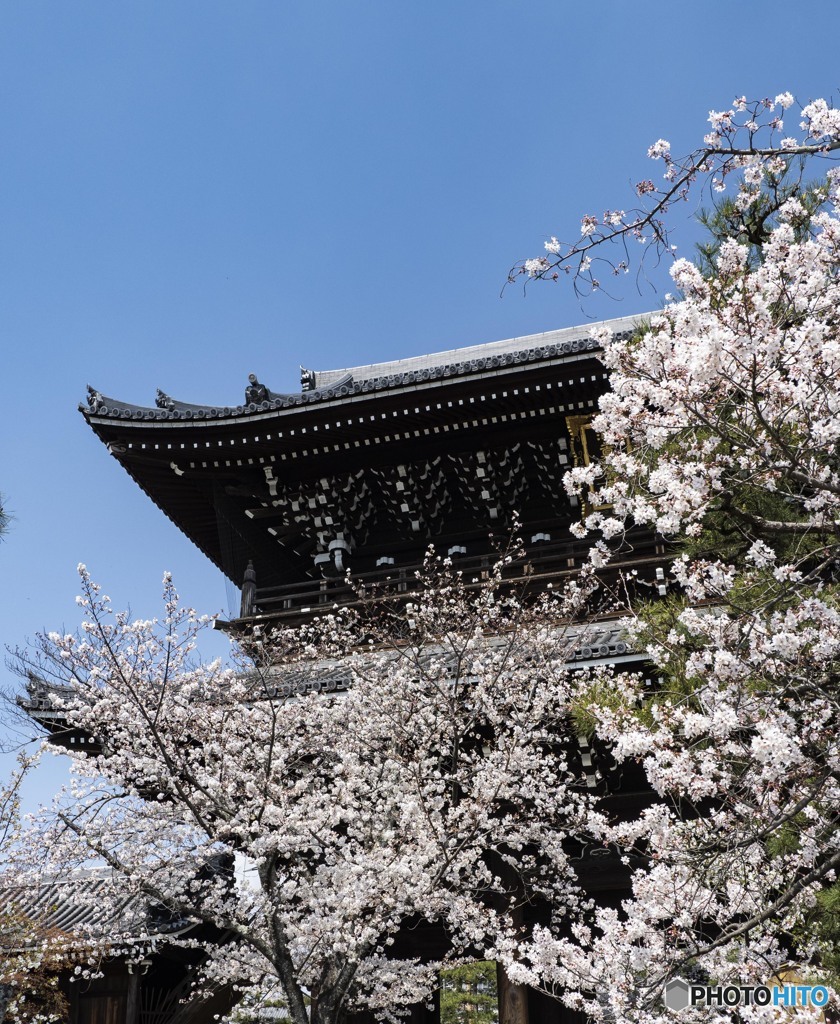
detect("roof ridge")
[302,314,642,388]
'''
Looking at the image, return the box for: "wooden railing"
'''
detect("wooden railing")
[235,534,668,627]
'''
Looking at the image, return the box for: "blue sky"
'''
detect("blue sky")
[1,0,838,808]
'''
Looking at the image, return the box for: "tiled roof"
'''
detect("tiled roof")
[0,868,144,941]
[80,315,640,424]
[0,867,200,948]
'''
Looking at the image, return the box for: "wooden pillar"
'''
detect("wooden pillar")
[126,968,140,1024]
[496,963,529,1024]
[239,561,257,618]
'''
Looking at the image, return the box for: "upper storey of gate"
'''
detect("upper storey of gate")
[80,315,653,625]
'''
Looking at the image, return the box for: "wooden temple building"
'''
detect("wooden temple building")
[23,314,668,1023]
[0,868,236,1024]
[79,313,663,630]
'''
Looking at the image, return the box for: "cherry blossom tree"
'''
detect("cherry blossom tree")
[501,93,840,1022]
[13,557,606,1024]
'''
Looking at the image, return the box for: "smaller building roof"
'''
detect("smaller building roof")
[0,867,145,943]
[0,864,209,953]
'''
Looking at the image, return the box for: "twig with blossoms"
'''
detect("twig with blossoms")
[512,92,840,298]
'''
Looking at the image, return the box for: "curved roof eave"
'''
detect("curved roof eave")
[79,315,642,430]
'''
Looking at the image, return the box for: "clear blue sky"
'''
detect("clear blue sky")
[1,0,837,807]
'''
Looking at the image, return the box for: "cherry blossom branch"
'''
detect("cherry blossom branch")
[511,93,840,294]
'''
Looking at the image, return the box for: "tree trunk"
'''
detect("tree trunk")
[311,992,354,1024]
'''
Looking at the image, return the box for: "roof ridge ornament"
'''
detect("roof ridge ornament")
[245,374,270,405]
[156,389,175,411]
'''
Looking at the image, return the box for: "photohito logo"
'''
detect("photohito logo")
[664,977,831,1011]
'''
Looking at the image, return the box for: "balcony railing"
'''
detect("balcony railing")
[230,533,668,628]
